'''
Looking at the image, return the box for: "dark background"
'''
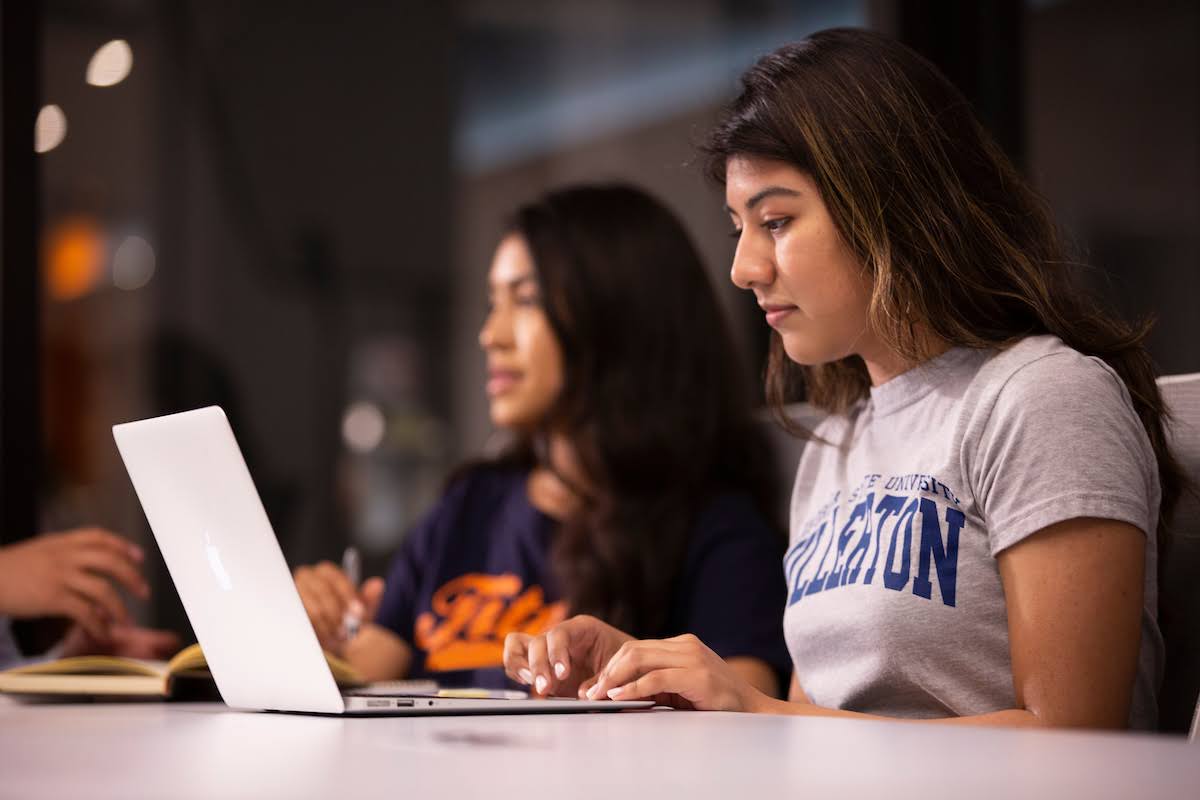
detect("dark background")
[2,0,1198,654]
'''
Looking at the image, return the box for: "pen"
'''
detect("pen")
[341,545,361,640]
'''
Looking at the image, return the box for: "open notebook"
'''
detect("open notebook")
[0,643,374,698]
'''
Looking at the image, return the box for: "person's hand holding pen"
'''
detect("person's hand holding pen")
[293,546,385,656]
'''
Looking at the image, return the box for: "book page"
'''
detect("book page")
[2,656,167,678]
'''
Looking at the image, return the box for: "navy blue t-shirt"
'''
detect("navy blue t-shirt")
[374,466,790,688]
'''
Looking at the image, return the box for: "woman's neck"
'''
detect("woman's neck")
[860,329,952,387]
[525,432,587,520]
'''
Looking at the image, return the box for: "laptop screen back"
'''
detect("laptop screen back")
[114,406,344,713]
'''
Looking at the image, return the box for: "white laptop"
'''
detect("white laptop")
[112,406,651,716]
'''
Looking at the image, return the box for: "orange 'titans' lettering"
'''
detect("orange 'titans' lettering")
[415,573,567,672]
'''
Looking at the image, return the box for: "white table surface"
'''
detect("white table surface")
[1,699,1197,799]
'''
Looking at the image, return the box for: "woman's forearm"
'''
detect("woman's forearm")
[749,694,1044,727]
[728,657,781,699]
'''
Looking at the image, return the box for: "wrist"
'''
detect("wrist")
[745,690,803,715]
[741,685,775,714]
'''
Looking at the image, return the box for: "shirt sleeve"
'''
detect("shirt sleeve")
[373,476,472,645]
[674,493,793,683]
[0,616,24,669]
[967,351,1160,556]
[0,615,67,670]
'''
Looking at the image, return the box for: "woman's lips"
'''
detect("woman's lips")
[763,306,797,327]
[487,370,521,396]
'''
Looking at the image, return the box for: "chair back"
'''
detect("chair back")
[1156,374,1200,738]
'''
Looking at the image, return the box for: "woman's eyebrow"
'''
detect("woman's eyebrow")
[494,274,536,292]
[723,186,802,215]
[745,186,802,210]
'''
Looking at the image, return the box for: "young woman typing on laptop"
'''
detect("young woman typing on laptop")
[504,29,1184,729]
[294,184,790,695]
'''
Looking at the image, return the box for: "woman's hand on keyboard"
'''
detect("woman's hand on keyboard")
[503,615,632,699]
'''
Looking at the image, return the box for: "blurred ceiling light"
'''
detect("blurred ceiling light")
[45,217,106,301]
[34,104,67,153]
[112,235,156,290]
[342,402,386,454]
[86,39,133,87]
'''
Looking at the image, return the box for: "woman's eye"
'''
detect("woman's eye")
[728,228,743,240]
[763,217,791,235]
[515,295,541,307]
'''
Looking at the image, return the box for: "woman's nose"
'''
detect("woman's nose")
[478,307,510,350]
[729,237,775,290]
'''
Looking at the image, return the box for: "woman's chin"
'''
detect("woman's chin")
[488,407,513,429]
[781,338,828,367]
[488,402,535,432]
[780,332,860,368]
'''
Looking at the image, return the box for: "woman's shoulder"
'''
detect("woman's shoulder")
[671,489,785,589]
[403,462,531,556]
[960,334,1146,460]
[688,488,781,549]
[436,462,530,516]
[974,335,1129,405]
[960,338,1159,554]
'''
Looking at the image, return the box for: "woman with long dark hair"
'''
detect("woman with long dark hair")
[295,184,789,694]
[506,28,1184,729]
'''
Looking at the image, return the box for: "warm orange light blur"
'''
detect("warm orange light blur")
[44,217,106,301]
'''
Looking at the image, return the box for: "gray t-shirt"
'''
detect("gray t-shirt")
[783,335,1162,728]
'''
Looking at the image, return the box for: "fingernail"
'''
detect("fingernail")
[535,675,548,695]
[553,662,566,679]
[607,687,625,700]
[518,669,533,685]
[586,684,600,700]
[129,544,144,561]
